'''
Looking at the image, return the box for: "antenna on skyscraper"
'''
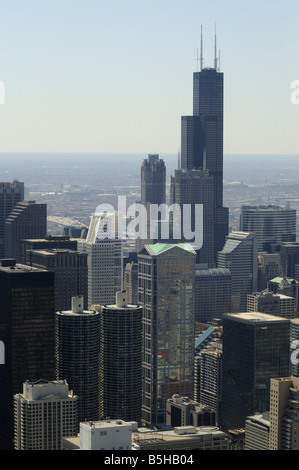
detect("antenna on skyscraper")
[214,23,218,70]
[218,49,221,72]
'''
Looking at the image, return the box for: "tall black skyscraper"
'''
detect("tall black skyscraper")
[141,154,166,206]
[178,29,229,261]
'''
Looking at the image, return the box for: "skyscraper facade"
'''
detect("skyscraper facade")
[194,267,231,322]
[26,248,88,312]
[0,181,24,258]
[178,49,228,262]
[14,379,78,450]
[221,312,290,431]
[101,291,142,423]
[217,231,258,312]
[4,200,47,263]
[141,154,166,206]
[55,296,101,424]
[78,214,122,308]
[240,205,296,252]
[0,259,55,449]
[138,243,196,427]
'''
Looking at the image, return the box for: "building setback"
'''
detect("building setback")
[4,200,47,263]
[0,181,24,258]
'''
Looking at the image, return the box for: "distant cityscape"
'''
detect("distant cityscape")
[1,36,299,454]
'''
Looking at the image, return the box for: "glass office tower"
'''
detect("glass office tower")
[138,243,196,427]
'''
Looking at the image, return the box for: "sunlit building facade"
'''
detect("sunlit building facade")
[138,243,196,427]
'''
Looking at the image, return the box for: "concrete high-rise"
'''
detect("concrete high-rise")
[221,312,290,431]
[14,380,78,450]
[77,214,122,308]
[26,248,88,312]
[138,243,196,427]
[0,181,24,258]
[55,296,101,424]
[269,376,299,450]
[0,259,55,449]
[247,290,296,320]
[101,291,142,423]
[4,200,47,263]
[240,205,296,252]
[217,231,258,312]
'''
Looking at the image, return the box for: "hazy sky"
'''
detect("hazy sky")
[0,0,298,155]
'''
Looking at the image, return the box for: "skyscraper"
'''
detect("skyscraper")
[55,296,101,424]
[176,32,228,262]
[221,312,290,431]
[0,259,55,449]
[138,243,196,427]
[0,181,24,258]
[14,379,78,450]
[141,154,166,206]
[240,205,296,252]
[26,248,88,312]
[217,231,258,312]
[101,291,142,423]
[4,200,47,263]
[194,267,231,322]
[77,214,122,308]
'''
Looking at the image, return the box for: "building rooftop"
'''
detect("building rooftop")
[145,243,196,256]
[223,311,289,323]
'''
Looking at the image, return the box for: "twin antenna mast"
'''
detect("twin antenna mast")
[197,24,220,72]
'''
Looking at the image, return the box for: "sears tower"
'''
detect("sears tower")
[175,27,228,263]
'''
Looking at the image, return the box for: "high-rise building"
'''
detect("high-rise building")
[179,41,229,260]
[138,243,196,427]
[247,290,296,320]
[244,412,270,450]
[55,296,101,424]
[194,267,231,322]
[196,345,223,424]
[217,231,258,312]
[278,242,299,279]
[20,235,79,264]
[123,262,138,305]
[240,205,296,252]
[4,200,47,263]
[257,251,283,291]
[166,395,217,428]
[268,276,299,311]
[221,312,290,431]
[26,248,88,311]
[14,379,78,450]
[0,181,24,258]
[269,376,299,450]
[77,214,122,308]
[141,154,166,206]
[0,259,55,449]
[101,291,142,423]
[170,168,215,265]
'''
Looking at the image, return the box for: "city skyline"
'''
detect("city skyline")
[0,0,298,155]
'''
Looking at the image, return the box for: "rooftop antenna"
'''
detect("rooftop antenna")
[218,49,221,72]
[214,23,218,70]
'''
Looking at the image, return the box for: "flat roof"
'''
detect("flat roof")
[223,312,289,322]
